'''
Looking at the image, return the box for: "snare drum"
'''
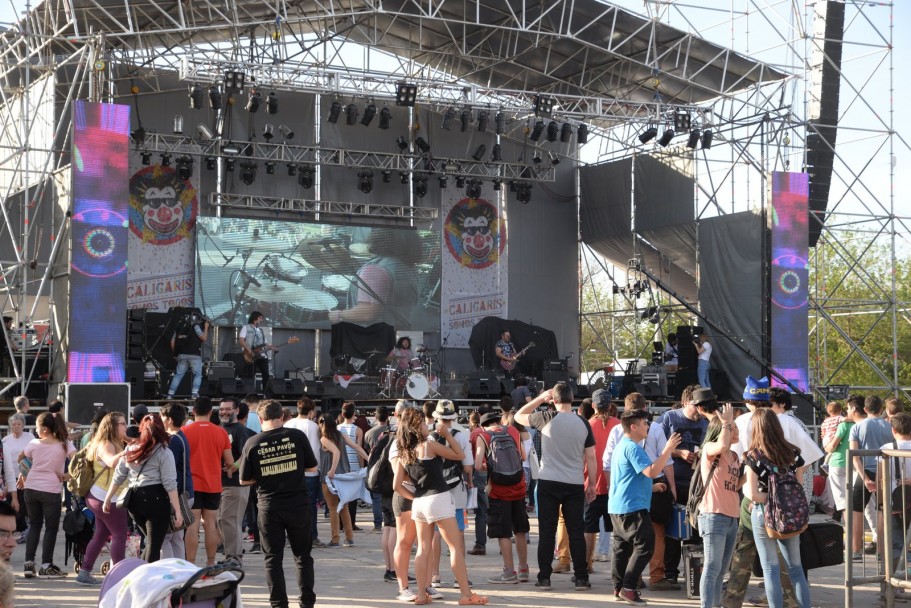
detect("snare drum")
[409,357,425,372]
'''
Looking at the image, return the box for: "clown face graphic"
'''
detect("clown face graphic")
[462,215,494,260]
[142,185,183,236]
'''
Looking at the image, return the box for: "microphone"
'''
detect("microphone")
[241,270,261,287]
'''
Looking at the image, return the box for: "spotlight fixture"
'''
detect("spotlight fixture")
[460,109,471,132]
[438,175,448,189]
[638,126,658,144]
[413,174,428,198]
[225,158,236,172]
[346,103,359,126]
[245,90,262,113]
[298,165,314,189]
[172,114,184,135]
[327,99,342,123]
[477,110,489,133]
[221,141,242,155]
[224,70,245,93]
[489,144,502,162]
[466,179,482,199]
[262,123,274,141]
[530,120,545,141]
[674,111,691,131]
[287,163,298,176]
[472,144,486,162]
[546,121,559,142]
[358,171,374,193]
[176,155,193,180]
[577,123,589,145]
[400,172,409,184]
[131,127,147,145]
[455,176,466,188]
[532,152,542,165]
[493,179,502,191]
[686,129,700,149]
[516,182,532,204]
[205,156,217,170]
[189,84,204,110]
[140,151,151,165]
[265,92,278,115]
[382,170,392,183]
[279,124,294,140]
[265,161,276,175]
[208,85,222,109]
[658,128,675,147]
[240,162,257,185]
[548,151,560,166]
[441,107,456,131]
[702,129,714,149]
[495,110,505,134]
[415,137,431,154]
[160,153,171,167]
[396,136,409,151]
[395,82,418,107]
[361,102,377,127]
[378,107,392,130]
[560,123,573,143]
[533,95,555,117]
[197,123,214,141]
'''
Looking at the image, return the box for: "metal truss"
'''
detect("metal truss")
[210,192,438,223]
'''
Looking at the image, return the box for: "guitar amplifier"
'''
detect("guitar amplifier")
[205,361,235,382]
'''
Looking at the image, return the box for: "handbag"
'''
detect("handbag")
[116,456,151,510]
[169,434,195,533]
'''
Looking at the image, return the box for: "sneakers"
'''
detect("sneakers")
[534,578,552,590]
[852,551,863,562]
[517,566,529,583]
[16,527,27,545]
[431,577,443,588]
[312,538,326,548]
[618,588,647,606]
[575,578,592,591]
[373,525,383,533]
[352,524,363,532]
[248,543,262,554]
[343,539,355,547]
[75,570,102,586]
[451,579,472,589]
[325,542,341,548]
[384,570,398,583]
[38,563,66,578]
[864,541,878,555]
[23,561,35,578]
[552,562,571,573]
[396,587,417,603]
[467,545,486,556]
[425,586,444,600]
[649,579,680,591]
[593,552,609,562]
[487,570,518,584]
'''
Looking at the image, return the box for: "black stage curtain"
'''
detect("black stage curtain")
[468,317,559,377]
[329,322,396,362]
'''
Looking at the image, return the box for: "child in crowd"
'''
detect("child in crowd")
[820,402,845,461]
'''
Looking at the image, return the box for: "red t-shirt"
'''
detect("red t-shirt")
[478,426,526,501]
[588,415,620,495]
[183,421,232,494]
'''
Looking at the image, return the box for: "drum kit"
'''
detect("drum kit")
[375,347,442,400]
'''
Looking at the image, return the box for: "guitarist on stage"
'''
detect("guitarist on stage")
[495,329,529,378]
[239,311,278,388]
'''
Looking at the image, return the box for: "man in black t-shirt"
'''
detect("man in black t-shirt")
[218,397,256,564]
[239,399,319,608]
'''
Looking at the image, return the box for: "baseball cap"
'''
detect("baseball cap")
[591,388,612,410]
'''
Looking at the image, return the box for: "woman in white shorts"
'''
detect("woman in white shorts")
[393,408,488,607]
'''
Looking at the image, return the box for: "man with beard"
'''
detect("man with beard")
[218,397,255,565]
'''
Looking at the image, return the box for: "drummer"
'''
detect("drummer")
[387,337,416,372]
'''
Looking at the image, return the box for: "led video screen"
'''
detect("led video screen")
[195,217,441,331]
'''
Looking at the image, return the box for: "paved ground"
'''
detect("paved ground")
[11,511,884,607]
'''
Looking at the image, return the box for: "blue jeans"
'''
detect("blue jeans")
[697,359,711,389]
[698,513,738,608]
[751,505,810,608]
[370,491,383,528]
[473,470,488,548]
[305,476,321,539]
[169,354,203,396]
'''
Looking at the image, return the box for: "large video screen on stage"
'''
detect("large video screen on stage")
[195,217,441,330]
[68,101,131,382]
[770,171,810,392]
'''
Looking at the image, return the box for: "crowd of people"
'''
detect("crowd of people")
[0,383,906,608]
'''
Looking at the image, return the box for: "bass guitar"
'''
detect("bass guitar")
[243,336,300,364]
[500,342,535,371]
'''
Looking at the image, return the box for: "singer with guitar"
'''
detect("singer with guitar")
[239,311,278,388]
[495,329,534,377]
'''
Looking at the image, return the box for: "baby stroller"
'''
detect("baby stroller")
[98,558,244,608]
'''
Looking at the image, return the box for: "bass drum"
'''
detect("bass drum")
[402,372,430,400]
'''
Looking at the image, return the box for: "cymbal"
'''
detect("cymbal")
[362,349,385,355]
[246,284,338,309]
[298,240,362,274]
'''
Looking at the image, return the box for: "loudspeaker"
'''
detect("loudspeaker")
[266,378,305,399]
[466,371,502,398]
[304,380,326,396]
[220,377,255,396]
[223,353,254,378]
[65,383,130,425]
[634,382,663,400]
[198,379,223,398]
[543,370,570,386]
[124,360,146,400]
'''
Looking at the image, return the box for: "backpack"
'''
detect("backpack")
[482,428,523,486]
[366,430,396,497]
[686,454,719,530]
[432,429,464,490]
[759,453,809,539]
[66,446,103,498]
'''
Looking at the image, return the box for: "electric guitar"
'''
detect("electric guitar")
[243,336,300,363]
[500,342,535,371]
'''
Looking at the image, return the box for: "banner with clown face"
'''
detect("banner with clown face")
[126,165,198,311]
[441,194,508,348]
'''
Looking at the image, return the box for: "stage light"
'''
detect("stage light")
[533,95,554,117]
[197,124,214,140]
[532,152,542,165]
[638,126,658,144]
[361,102,377,127]
[358,171,374,193]
[265,161,275,175]
[509,181,517,193]
[477,110,489,133]
[546,121,559,142]
[287,163,297,176]
[172,115,184,134]
[176,155,193,180]
[441,107,456,131]
[400,172,409,184]
[208,85,222,109]
[560,123,573,143]
[530,120,545,141]
[460,109,471,132]
[415,137,431,154]
[490,144,502,162]
[413,174,428,198]
[396,136,409,151]
[327,99,342,123]
[160,153,171,167]
[439,175,448,189]
[674,111,691,131]
[702,129,714,149]
[266,92,278,114]
[472,144,486,161]
[382,170,392,183]
[240,162,257,185]
[224,71,245,93]
[548,151,560,166]
[577,123,589,144]
[221,141,242,155]
[205,156,217,170]
[466,179,482,199]
[456,176,466,188]
[378,107,392,130]
[131,127,146,145]
[140,151,151,165]
[279,124,294,140]
[495,110,505,134]
[346,103,359,126]
[246,90,262,113]
[225,158,235,172]
[262,123,274,141]
[189,84,204,110]
[687,129,700,149]
[658,128,675,147]
[493,179,501,191]
[298,165,314,189]
[395,82,417,107]
[516,182,532,204]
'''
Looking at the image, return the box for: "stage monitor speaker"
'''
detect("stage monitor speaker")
[159,371,193,398]
[223,353,254,378]
[221,377,255,396]
[198,379,223,398]
[267,378,305,399]
[466,371,502,398]
[543,370,571,387]
[304,380,325,396]
[124,360,146,400]
[65,383,130,425]
[634,382,663,400]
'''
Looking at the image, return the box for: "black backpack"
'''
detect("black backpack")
[366,430,396,497]
[431,429,464,490]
